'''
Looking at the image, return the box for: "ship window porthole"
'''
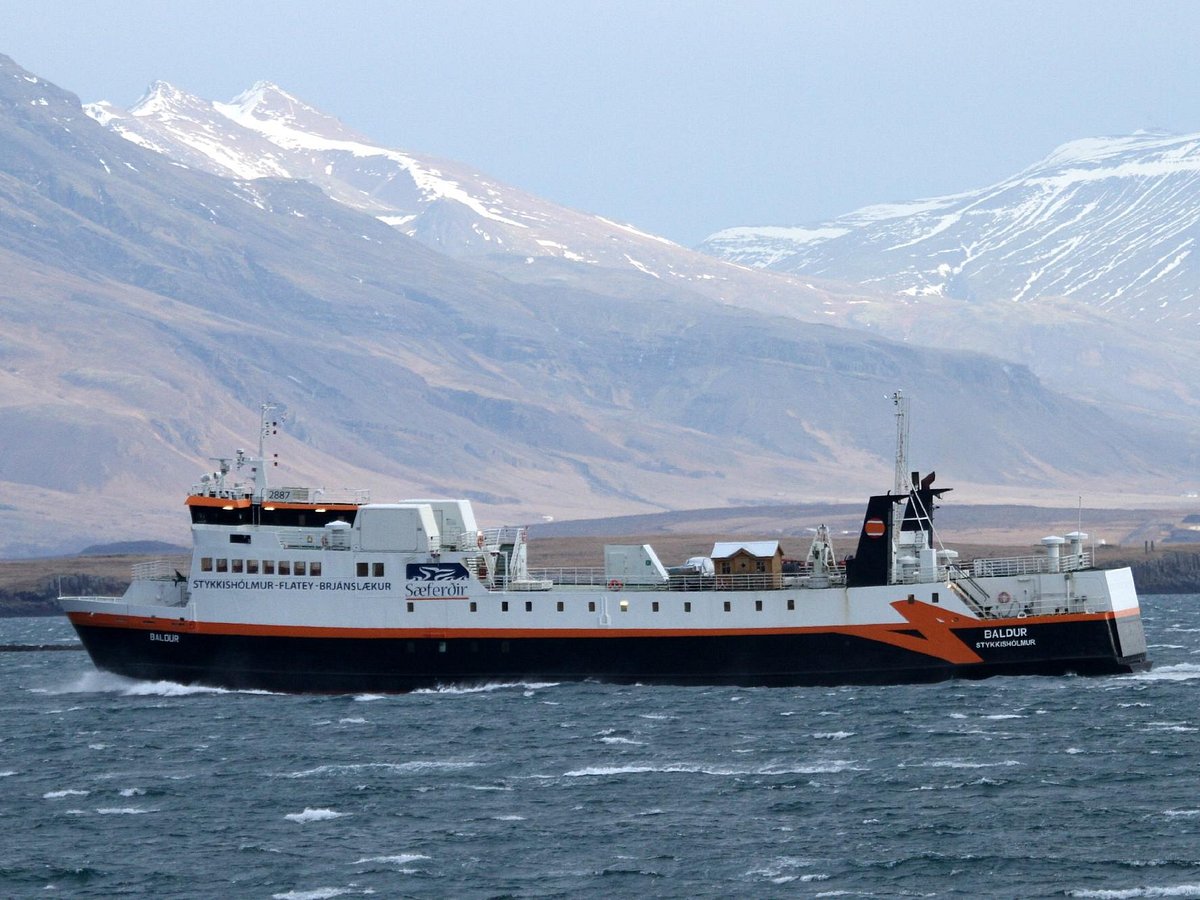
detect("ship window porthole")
[246,560,259,574]
[755,600,763,612]
[310,562,321,577]
[406,641,415,653]
[723,601,731,612]
[684,601,692,613]
[406,601,414,612]
[373,562,384,577]
[469,601,477,612]
[502,601,509,612]
[787,598,795,611]
[525,601,532,612]
[216,559,228,573]
[263,560,275,575]
[556,601,564,612]
[588,601,596,612]
[501,641,510,654]
[652,601,660,612]
[232,559,244,574]
[356,562,368,577]
[200,557,213,572]
[278,561,290,576]
[294,562,306,576]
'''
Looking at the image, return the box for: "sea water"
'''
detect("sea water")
[1,597,1198,899]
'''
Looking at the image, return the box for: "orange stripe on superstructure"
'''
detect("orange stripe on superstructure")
[257,502,361,511]
[186,496,252,508]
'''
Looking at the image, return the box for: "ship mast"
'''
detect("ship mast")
[892,390,909,496]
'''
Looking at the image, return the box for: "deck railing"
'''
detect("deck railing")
[968,551,1091,578]
[131,559,179,581]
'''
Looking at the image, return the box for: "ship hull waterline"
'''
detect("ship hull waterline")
[68,612,1148,694]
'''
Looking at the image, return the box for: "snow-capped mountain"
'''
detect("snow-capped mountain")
[701,132,1200,327]
[86,81,706,275]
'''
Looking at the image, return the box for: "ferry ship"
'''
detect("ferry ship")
[60,402,1149,692]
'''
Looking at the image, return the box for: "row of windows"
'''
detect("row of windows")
[401,598,802,613]
[199,558,386,577]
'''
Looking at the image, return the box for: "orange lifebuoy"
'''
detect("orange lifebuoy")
[607,579,623,591]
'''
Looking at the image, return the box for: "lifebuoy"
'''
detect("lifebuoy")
[607,579,623,591]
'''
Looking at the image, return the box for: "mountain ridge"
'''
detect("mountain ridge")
[0,54,1197,558]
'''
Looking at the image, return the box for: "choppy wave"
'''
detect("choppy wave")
[1069,886,1200,898]
[1129,663,1200,682]
[285,808,345,823]
[279,761,480,779]
[561,761,858,778]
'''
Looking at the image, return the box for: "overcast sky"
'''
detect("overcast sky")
[5,1,1198,245]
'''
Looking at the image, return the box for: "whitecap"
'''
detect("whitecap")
[813,731,854,739]
[119,788,146,797]
[280,761,478,779]
[1067,885,1200,898]
[285,808,344,823]
[96,807,152,815]
[271,889,356,900]
[492,815,525,821]
[353,854,430,866]
[561,761,857,778]
[1163,809,1200,818]
[1129,664,1200,682]
[0,771,15,777]
[44,789,89,799]
[338,718,367,725]
[599,737,644,746]
[412,680,559,695]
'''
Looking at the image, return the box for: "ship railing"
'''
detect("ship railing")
[967,551,1091,578]
[529,567,606,586]
[131,559,179,581]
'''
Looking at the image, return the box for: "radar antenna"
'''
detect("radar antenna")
[892,390,909,496]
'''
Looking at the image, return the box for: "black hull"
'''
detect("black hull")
[70,618,1149,693]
